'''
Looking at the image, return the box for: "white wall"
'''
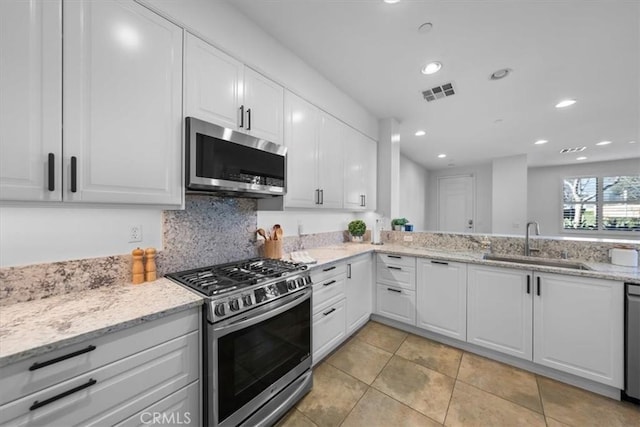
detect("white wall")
[492,154,528,235]
[528,158,640,236]
[426,163,493,233]
[399,155,428,230]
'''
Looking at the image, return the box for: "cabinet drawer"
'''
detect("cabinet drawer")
[0,332,199,426]
[376,264,416,290]
[0,308,199,406]
[310,262,347,284]
[312,299,346,365]
[313,277,346,313]
[377,253,416,269]
[376,285,416,326]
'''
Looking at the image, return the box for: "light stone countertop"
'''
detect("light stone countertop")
[300,243,640,284]
[0,278,204,367]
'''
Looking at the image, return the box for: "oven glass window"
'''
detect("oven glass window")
[217,297,311,423]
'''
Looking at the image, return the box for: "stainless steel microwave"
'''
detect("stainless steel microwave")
[185,117,287,198]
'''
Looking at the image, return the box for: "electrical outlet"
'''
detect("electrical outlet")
[129,225,142,243]
[403,235,413,242]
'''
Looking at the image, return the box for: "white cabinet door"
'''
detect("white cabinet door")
[0,0,62,201]
[533,273,624,388]
[467,265,533,360]
[416,259,467,341]
[243,67,284,145]
[376,284,416,325]
[317,113,344,209]
[364,135,377,210]
[63,0,183,205]
[312,299,346,365]
[283,91,319,208]
[184,32,242,130]
[346,254,372,334]
[343,126,365,210]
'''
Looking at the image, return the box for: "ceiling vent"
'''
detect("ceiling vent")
[559,147,587,154]
[422,82,456,102]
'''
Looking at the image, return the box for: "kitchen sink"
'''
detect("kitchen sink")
[482,254,591,270]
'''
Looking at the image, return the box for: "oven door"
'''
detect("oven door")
[209,288,311,427]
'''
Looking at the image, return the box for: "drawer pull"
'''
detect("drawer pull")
[323,308,336,316]
[29,378,97,411]
[347,264,352,279]
[527,275,531,294]
[387,255,402,259]
[388,266,402,271]
[322,280,337,287]
[387,288,402,293]
[322,266,336,272]
[29,345,96,371]
[47,153,55,191]
[537,276,541,296]
[431,260,448,266]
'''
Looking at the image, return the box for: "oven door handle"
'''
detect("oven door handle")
[214,288,311,337]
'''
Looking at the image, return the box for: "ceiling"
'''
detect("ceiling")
[227,0,640,170]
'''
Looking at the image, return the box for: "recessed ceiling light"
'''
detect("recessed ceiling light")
[576,156,588,161]
[555,99,577,108]
[630,140,637,144]
[596,140,612,146]
[417,22,433,33]
[534,139,548,145]
[383,0,400,3]
[438,154,447,158]
[490,68,512,80]
[415,130,426,136]
[421,62,442,75]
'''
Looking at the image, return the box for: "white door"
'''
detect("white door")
[312,299,346,365]
[346,254,372,334]
[0,0,62,201]
[242,67,284,144]
[375,285,416,325]
[467,265,533,360]
[364,136,377,210]
[438,175,475,232]
[343,126,366,210]
[283,91,319,208]
[63,0,183,205]
[533,273,623,388]
[317,113,344,209]
[184,32,242,130]
[416,259,467,341]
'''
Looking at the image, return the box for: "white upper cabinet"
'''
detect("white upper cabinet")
[184,33,284,144]
[283,91,344,209]
[0,0,62,202]
[344,126,376,211]
[63,0,183,205]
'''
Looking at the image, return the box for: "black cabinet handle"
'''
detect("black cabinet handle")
[526,275,531,294]
[47,153,55,191]
[246,108,251,130]
[431,260,448,266]
[322,266,336,272]
[387,255,402,259]
[347,264,352,279]
[70,156,77,193]
[537,276,541,296]
[30,378,97,411]
[315,189,320,204]
[29,345,96,371]
[387,287,402,293]
[323,308,336,316]
[319,189,324,205]
[388,266,402,271]
[239,105,244,128]
[322,280,337,287]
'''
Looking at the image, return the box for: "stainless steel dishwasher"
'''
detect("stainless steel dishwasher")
[625,283,640,402]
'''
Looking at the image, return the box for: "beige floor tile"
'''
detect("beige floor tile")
[538,376,640,427]
[296,363,368,427]
[395,333,463,378]
[457,352,543,413]
[355,321,408,353]
[371,355,455,423]
[275,408,318,427]
[327,337,393,384]
[445,381,546,427]
[545,417,571,427]
[342,388,442,427]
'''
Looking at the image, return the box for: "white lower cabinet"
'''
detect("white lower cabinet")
[376,285,416,325]
[345,254,373,334]
[312,298,347,365]
[416,259,467,341]
[0,308,201,426]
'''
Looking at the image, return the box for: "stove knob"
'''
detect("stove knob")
[298,278,306,287]
[242,295,253,306]
[303,276,311,285]
[229,299,240,311]
[287,280,296,290]
[214,304,226,317]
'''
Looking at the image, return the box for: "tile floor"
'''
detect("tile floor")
[277,321,640,427]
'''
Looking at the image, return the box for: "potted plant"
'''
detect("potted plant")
[391,218,409,231]
[348,220,367,243]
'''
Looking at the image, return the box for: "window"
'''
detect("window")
[563,175,640,232]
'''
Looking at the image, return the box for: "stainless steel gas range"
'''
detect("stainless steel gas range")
[167,258,313,427]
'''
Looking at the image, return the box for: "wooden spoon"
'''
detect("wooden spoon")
[272,224,282,240]
[257,228,269,240]
[274,226,283,241]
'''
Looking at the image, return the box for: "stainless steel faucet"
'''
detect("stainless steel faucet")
[525,221,540,256]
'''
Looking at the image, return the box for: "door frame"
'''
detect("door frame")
[436,174,476,233]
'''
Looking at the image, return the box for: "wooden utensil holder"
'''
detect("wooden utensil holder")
[263,239,283,259]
